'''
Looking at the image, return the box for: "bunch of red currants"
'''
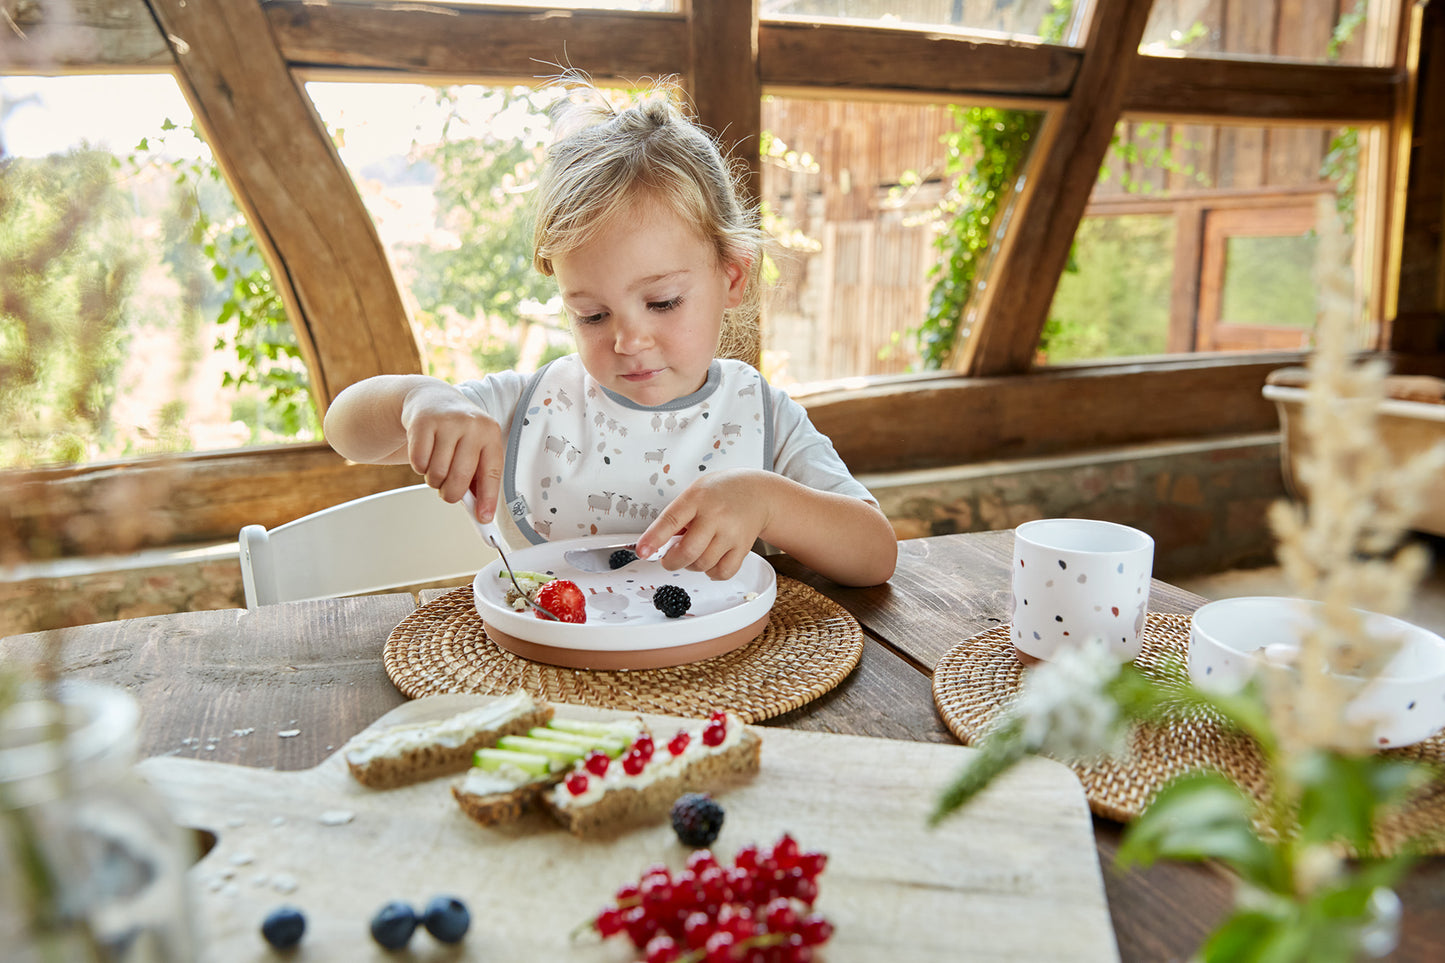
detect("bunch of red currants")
[589,834,834,963]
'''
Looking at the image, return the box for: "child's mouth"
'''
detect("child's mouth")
[621,369,661,382]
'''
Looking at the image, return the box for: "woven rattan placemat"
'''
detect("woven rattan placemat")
[933,612,1445,856]
[384,576,862,723]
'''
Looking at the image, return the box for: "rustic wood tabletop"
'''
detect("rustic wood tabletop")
[5,531,1442,961]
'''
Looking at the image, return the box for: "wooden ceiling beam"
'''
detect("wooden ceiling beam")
[143,0,422,406]
[1124,57,1399,124]
[952,0,1157,377]
[262,2,687,82]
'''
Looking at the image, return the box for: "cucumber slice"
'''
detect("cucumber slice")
[547,718,641,740]
[497,735,588,765]
[530,727,629,756]
[472,747,551,777]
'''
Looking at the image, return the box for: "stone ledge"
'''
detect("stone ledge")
[862,432,1286,579]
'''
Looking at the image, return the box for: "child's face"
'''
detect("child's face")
[551,197,747,407]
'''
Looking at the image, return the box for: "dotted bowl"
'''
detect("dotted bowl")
[1188,596,1445,749]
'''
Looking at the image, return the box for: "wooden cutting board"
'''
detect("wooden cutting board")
[137,694,1119,962]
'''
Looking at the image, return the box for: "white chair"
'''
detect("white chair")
[239,484,498,608]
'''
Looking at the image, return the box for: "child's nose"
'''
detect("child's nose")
[613,315,654,354]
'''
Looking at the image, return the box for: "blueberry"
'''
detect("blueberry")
[422,894,471,944]
[369,900,417,950]
[260,905,305,949]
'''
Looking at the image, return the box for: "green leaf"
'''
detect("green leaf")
[1117,772,1280,888]
[1199,909,1287,963]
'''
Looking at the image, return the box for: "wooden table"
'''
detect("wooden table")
[5,531,1443,961]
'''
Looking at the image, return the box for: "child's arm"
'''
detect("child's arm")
[323,375,506,522]
[636,468,897,587]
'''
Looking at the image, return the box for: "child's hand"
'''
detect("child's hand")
[637,469,772,581]
[399,382,505,521]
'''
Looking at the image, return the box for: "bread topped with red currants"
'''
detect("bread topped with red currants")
[451,710,761,836]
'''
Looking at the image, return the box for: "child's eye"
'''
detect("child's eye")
[648,297,683,312]
[572,310,606,325]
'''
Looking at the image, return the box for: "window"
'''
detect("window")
[306,81,571,385]
[1140,0,1400,67]
[0,74,317,469]
[760,95,1042,386]
[1041,118,1378,364]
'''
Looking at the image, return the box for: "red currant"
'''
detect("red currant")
[685,849,718,874]
[683,910,715,948]
[623,905,658,948]
[791,876,818,905]
[633,733,655,761]
[702,719,727,747]
[584,749,610,776]
[797,914,832,946]
[565,771,589,796]
[796,851,827,879]
[595,906,625,937]
[763,897,798,933]
[704,930,738,963]
[645,933,681,963]
[709,709,728,724]
[668,729,691,756]
[772,834,800,867]
[733,844,760,871]
[623,748,647,775]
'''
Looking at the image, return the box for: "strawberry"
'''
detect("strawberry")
[534,579,586,623]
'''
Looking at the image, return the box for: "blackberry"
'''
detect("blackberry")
[653,584,692,618]
[260,905,306,949]
[609,548,639,569]
[670,792,725,847]
[422,894,471,944]
[369,900,417,950]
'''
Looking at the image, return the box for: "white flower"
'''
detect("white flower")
[1012,639,1128,763]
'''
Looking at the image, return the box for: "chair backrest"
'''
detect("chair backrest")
[239,484,498,608]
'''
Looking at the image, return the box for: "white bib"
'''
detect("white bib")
[502,356,772,544]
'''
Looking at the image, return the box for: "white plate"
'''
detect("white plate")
[471,535,777,669]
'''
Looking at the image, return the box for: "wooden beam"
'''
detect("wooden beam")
[758,19,1077,100]
[686,0,760,198]
[954,0,1157,376]
[685,0,762,369]
[1124,57,1399,124]
[1392,0,1445,358]
[800,354,1295,474]
[262,1,687,82]
[0,0,171,70]
[143,0,422,406]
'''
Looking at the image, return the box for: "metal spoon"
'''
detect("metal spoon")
[461,491,560,621]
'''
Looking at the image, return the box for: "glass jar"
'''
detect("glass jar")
[0,679,197,962]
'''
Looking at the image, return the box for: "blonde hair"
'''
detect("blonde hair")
[532,77,764,363]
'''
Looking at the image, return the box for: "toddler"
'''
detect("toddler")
[324,79,896,587]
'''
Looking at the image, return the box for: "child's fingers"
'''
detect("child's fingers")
[407,427,436,479]
[469,437,505,524]
[638,506,693,559]
[436,435,482,504]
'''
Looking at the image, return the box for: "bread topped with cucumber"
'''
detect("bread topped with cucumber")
[451,715,645,826]
[452,709,761,837]
[342,689,553,789]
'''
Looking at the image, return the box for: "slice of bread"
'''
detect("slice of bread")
[344,690,553,789]
[541,716,761,838]
[451,771,560,826]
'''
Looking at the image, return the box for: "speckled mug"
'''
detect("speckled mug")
[1011,518,1154,662]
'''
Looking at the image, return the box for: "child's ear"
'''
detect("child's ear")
[723,255,750,308]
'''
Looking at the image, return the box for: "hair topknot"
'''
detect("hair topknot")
[531,73,766,362]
